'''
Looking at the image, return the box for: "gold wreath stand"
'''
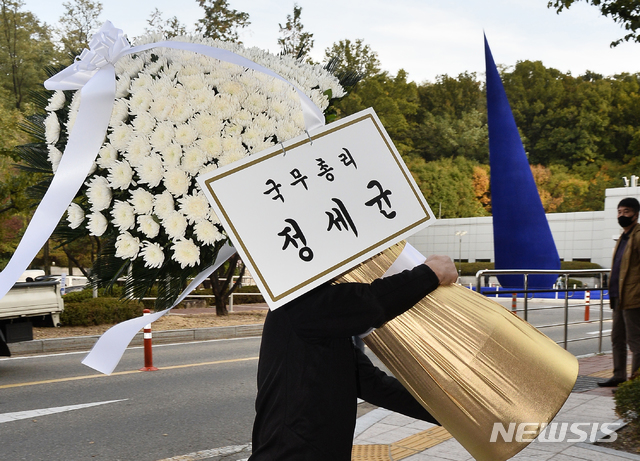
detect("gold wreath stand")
[336,241,578,461]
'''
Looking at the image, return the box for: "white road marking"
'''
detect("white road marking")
[587,329,612,335]
[156,443,251,461]
[0,399,127,423]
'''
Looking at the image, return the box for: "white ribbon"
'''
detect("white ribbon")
[82,242,236,375]
[0,20,325,304]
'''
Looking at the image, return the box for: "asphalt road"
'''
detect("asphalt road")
[0,298,614,461]
[0,337,262,461]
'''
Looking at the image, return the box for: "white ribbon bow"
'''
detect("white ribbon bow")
[0,21,326,373]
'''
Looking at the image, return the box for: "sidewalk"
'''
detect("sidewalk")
[351,353,639,461]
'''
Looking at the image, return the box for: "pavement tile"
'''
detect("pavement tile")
[560,445,637,461]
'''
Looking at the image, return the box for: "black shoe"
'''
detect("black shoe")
[597,378,625,387]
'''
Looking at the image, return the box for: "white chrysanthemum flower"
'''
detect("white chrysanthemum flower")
[46,91,66,111]
[66,203,85,229]
[115,231,141,260]
[169,97,194,124]
[218,149,247,167]
[86,176,112,211]
[196,137,222,161]
[149,94,173,120]
[130,72,154,92]
[132,111,156,135]
[276,119,303,142]
[198,163,218,176]
[163,210,188,239]
[109,124,134,151]
[154,191,175,220]
[97,144,118,169]
[108,160,135,190]
[210,94,240,120]
[244,92,269,115]
[128,88,153,114]
[164,167,190,197]
[129,188,155,214]
[110,99,130,126]
[267,100,290,120]
[87,212,108,236]
[171,238,200,268]
[234,109,254,126]
[137,215,160,238]
[194,221,223,245]
[249,138,275,154]
[191,88,214,111]
[45,112,60,144]
[136,153,164,188]
[47,145,63,173]
[150,122,175,150]
[111,200,136,231]
[125,135,152,167]
[115,74,132,98]
[159,142,183,167]
[175,123,198,146]
[178,192,210,224]
[191,113,223,137]
[224,122,243,138]
[140,240,164,268]
[180,73,208,91]
[181,146,207,175]
[220,136,243,153]
[219,80,248,100]
[253,113,277,133]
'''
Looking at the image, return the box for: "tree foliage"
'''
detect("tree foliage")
[195,0,250,42]
[145,7,187,39]
[323,38,380,81]
[548,0,640,46]
[278,4,314,59]
[57,0,103,58]
[0,0,55,110]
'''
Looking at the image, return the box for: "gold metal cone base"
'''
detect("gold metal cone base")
[336,242,578,461]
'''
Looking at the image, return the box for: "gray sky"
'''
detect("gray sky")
[25,0,640,83]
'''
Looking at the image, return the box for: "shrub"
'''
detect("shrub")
[61,298,144,326]
[615,376,640,440]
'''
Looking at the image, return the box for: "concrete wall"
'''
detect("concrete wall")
[407,186,640,268]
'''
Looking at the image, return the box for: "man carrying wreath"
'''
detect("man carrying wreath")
[249,254,457,460]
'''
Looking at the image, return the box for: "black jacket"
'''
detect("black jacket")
[249,264,440,460]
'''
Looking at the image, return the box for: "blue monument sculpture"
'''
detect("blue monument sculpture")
[485,35,560,289]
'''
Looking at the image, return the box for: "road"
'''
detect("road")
[491,296,613,357]
[0,338,262,461]
[0,297,614,460]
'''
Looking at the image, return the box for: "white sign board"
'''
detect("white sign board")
[197,108,435,309]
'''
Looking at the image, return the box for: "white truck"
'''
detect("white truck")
[0,271,65,354]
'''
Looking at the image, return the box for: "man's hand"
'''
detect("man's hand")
[424,255,458,285]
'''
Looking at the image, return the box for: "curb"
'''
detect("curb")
[8,324,264,356]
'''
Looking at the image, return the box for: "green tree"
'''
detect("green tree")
[323,38,380,81]
[195,0,250,42]
[333,70,419,156]
[0,0,56,110]
[278,4,314,59]
[548,0,640,46]
[145,8,187,39]
[406,156,490,218]
[412,72,488,162]
[57,0,103,58]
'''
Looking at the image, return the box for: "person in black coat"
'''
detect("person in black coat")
[249,255,457,460]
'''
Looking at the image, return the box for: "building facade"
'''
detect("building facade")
[407,186,640,269]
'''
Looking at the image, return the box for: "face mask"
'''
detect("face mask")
[618,215,636,228]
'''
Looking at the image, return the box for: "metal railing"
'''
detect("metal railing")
[476,269,611,351]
